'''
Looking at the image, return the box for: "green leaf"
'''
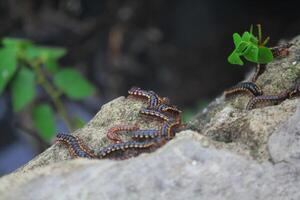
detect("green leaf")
[241,32,251,42]
[243,45,259,63]
[44,58,60,73]
[37,47,66,61]
[258,47,273,64]
[0,48,18,94]
[54,69,96,100]
[2,38,32,50]
[241,31,258,45]
[25,46,66,61]
[235,41,249,54]
[32,104,55,142]
[249,35,258,45]
[25,46,40,60]
[233,33,242,48]
[228,51,244,65]
[11,68,35,112]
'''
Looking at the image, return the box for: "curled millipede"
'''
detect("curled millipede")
[107,124,139,143]
[56,133,95,158]
[224,81,263,98]
[161,120,181,140]
[246,91,289,110]
[128,87,160,108]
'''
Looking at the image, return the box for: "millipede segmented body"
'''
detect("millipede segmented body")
[128,87,160,108]
[139,108,171,122]
[246,91,289,110]
[161,120,180,139]
[128,87,151,99]
[149,94,159,108]
[157,104,182,115]
[224,81,263,98]
[130,129,160,139]
[107,125,139,143]
[96,137,163,158]
[56,133,95,158]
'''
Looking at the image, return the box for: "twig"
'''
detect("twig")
[31,60,73,131]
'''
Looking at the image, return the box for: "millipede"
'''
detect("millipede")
[246,91,290,110]
[161,120,181,140]
[139,107,171,122]
[106,124,139,143]
[128,87,160,108]
[149,94,159,108]
[157,104,182,115]
[128,87,151,98]
[130,129,160,139]
[56,133,95,158]
[96,137,163,158]
[224,81,263,98]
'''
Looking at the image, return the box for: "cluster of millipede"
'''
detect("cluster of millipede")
[224,43,300,110]
[56,87,182,159]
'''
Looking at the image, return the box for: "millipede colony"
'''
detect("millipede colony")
[57,43,297,160]
[224,43,300,109]
[57,87,182,159]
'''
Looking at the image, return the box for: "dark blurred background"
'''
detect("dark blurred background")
[0,0,299,175]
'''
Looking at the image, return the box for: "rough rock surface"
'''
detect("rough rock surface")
[1,131,300,200]
[1,36,300,200]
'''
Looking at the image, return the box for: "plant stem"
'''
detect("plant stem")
[31,60,73,131]
[257,24,262,45]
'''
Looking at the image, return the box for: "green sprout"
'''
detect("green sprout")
[228,24,273,66]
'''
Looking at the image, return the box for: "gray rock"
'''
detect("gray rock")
[2,36,300,200]
[1,132,300,200]
[268,104,300,166]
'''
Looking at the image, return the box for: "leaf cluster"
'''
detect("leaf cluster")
[228,25,273,66]
[0,38,96,142]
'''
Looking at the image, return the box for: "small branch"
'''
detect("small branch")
[31,60,73,131]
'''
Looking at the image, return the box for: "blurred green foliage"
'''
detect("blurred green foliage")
[181,100,209,123]
[228,24,273,66]
[0,38,96,143]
